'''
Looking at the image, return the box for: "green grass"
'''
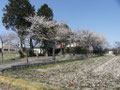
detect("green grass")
[0,53,20,62]
[29,62,69,70]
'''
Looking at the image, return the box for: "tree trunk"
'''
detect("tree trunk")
[52,46,55,60]
[29,38,33,56]
[20,38,23,50]
[19,37,24,58]
[0,36,4,62]
[69,40,72,56]
[60,42,63,56]
[1,42,3,62]
[63,44,65,57]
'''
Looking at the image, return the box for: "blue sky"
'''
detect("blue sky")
[0,0,120,46]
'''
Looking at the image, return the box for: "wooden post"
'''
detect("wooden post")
[26,50,28,64]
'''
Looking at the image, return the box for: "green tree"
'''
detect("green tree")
[2,0,35,57]
[37,4,54,20]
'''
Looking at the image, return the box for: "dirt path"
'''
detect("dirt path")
[0,57,53,71]
[0,56,67,72]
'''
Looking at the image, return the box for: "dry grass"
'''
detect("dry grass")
[0,75,66,90]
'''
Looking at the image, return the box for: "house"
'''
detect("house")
[66,43,77,48]
[33,43,64,56]
[105,50,115,56]
[33,47,45,55]
[33,42,45,56]
[0,44,19,53]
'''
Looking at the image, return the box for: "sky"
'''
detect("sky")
[0,0,120,47]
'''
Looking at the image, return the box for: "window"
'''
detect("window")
[4,49,8,51]
[10,49,15,51]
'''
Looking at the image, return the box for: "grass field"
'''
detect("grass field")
[0,75,67,90]
[0,53,20,62]
[2,56,120,90]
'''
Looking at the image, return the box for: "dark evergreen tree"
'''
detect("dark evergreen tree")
[37,4,53,20]
[2,0,35,57]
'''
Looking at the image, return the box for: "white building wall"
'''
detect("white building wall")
[33,48,44,54]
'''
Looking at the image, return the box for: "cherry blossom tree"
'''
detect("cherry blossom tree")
[71,30,108,55]
[114,41,120,54]
[25,15,58,60]
[90,32,108,54]
[55,23,72,57]
[71,30,93,55]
